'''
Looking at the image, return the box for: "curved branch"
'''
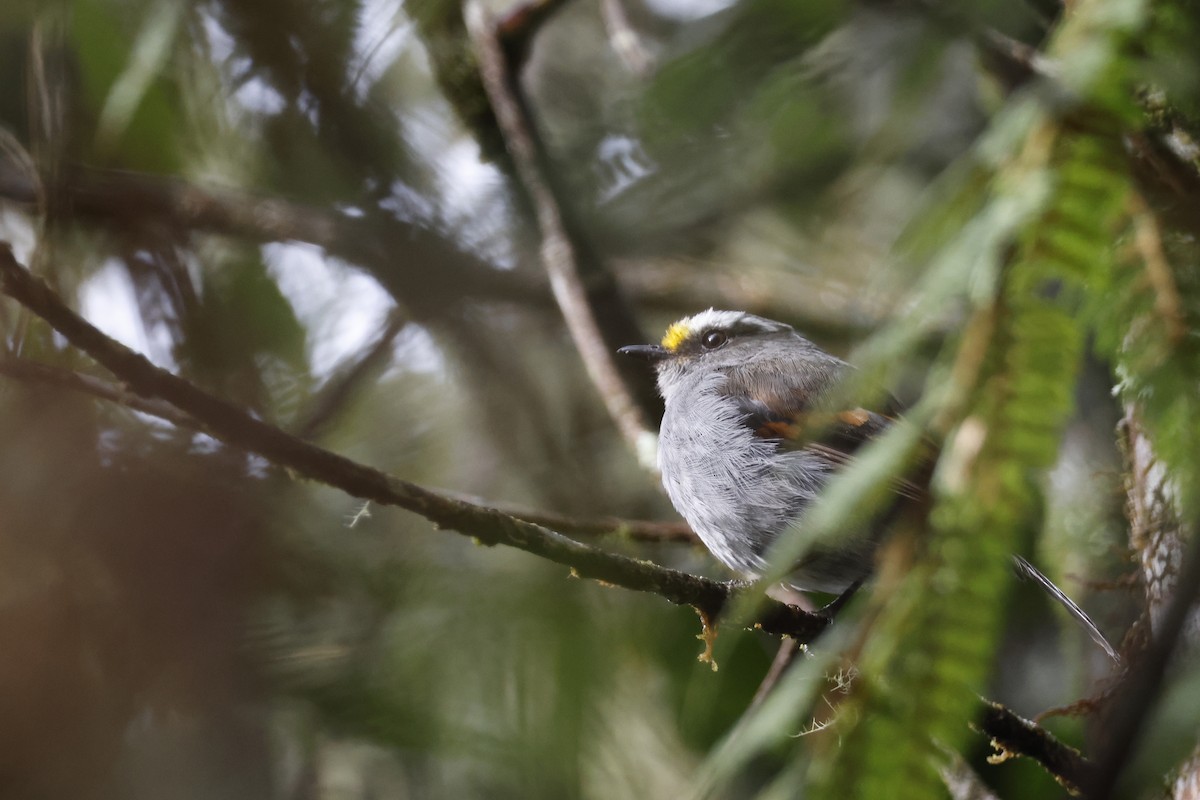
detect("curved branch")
[0,243,823,641]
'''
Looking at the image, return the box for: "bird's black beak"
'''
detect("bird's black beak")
[618,344,669,363]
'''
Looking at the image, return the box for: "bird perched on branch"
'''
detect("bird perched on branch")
[619,308,1118,661]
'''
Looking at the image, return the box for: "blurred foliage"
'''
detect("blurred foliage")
[2,0,1200,798]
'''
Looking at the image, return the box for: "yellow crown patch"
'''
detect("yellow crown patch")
[661,320,691,352]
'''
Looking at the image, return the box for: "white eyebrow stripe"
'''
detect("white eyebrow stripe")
[685,310,788,335]
[677,309,748,334]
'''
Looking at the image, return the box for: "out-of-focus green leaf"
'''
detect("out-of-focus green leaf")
[93,0,184,157]
[71,0,184,171]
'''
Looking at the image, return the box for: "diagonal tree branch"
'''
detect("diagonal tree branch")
[0,241,823,641]
[976,701,1098,794]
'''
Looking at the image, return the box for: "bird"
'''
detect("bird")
[619,308,1119,661]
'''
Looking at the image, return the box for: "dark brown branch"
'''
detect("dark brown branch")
[0,251,1113,791]
[467,1,659,460]
[0,243,824,641]
[977,701,1098,793]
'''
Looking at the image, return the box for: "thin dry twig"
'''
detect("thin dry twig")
[941,750,1002,800]
[293,310,410,440]
[0,242,824,641]
[1127,191,1187,345]
[0,355,198,429]
[466,1,658,466]
[748,638,804,710]
[0,350,693,544]
[599,0,653,75]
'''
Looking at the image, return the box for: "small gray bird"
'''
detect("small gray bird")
[620,308,1119,661]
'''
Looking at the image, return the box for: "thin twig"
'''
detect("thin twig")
[748,638,804,710]
[941,750,1002,800]
[1127,191,1187,345]
[0,350,694,543]
[599,0,653,75]
[467,1,659,466]
[0,355,199,429]
[293,310,410,440]
[0,243,824,641]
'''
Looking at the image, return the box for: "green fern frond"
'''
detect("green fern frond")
[806,1,1146,795]
[814,128,1132,800]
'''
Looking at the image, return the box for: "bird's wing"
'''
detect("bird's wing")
[733,388,1121,663]
[719,369,1121,663]
[726,389,926,501]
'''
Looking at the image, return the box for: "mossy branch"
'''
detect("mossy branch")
[0,242,823,642]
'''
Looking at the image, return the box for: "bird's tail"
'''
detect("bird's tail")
[1011,554,1121,664]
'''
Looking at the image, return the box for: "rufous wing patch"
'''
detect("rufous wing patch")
[756,420,802,440]
[836,408,872,427]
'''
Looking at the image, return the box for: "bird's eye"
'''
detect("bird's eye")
[701,330,728,350]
